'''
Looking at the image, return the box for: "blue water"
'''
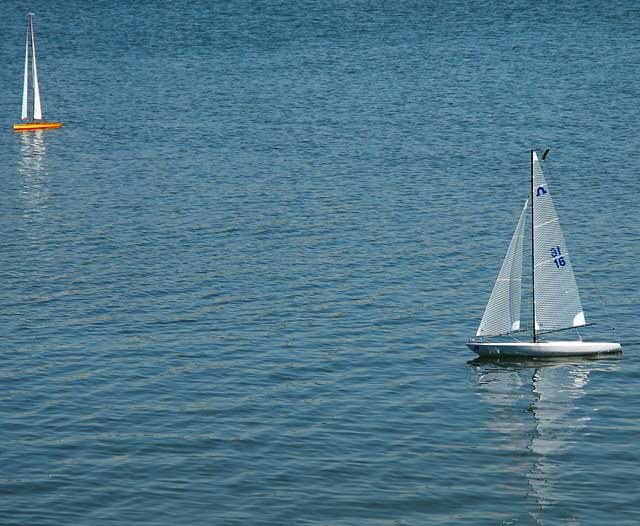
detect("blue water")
[1,1,639,524]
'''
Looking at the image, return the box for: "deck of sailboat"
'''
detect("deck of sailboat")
[13,121,62,131]
[467,340,622,357]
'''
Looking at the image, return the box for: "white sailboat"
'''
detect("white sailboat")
[13,13,62,132]
[467,150,621,357]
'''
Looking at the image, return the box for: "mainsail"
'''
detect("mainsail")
[532,151,585,332]
[29,14,42,120]
[476,200,528,337]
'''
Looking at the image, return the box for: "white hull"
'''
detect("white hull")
[467,340,621,357]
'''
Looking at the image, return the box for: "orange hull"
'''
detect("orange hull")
[13,121,62,131]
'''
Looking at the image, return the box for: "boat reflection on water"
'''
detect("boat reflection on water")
[19,129,47,169]
[469,355,621,523]
[18,130,50,211]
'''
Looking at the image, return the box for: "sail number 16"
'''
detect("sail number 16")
[551,246,566,268]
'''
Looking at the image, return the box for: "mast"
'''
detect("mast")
[530,149,537,343]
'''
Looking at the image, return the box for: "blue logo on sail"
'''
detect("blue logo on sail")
[536,186,547,197]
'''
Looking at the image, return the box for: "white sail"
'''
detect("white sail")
[476,200,528,337]
[532,151,584,332]
[29,14,43,121]
[21,24,29,120]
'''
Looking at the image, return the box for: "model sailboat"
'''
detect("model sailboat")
[468,150,621,357]
[13,14,62,132]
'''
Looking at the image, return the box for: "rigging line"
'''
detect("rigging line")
[591,289,619,341]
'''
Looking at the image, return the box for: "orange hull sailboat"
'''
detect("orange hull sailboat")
[13,14,62,132]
